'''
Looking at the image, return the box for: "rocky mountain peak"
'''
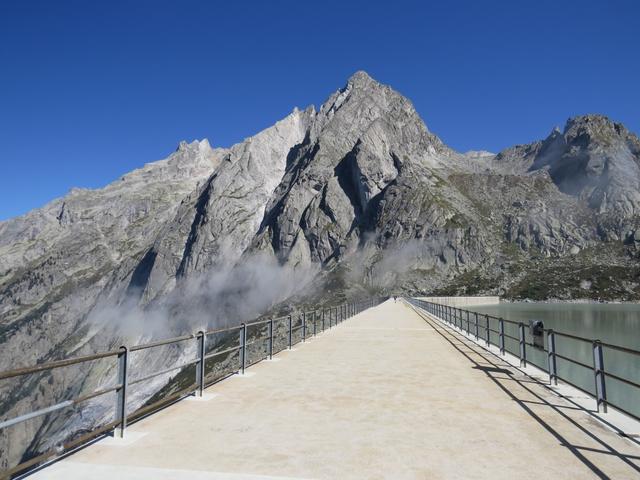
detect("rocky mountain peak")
[563,114,631,147]
[525,113,640,219]
[347,70,376,88]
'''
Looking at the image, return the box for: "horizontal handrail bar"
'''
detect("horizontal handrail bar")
[0,400,72,429]
[0,349,121,380]
[204,324,244,336]
[0,383,121,429]
[129,384,197,422]
[551,330,593,343]
[73,384,122,406]
[130,334,195,352]
[603,371,640,389]
[129,358,200,386]
[500,317,521,326]
[600,341,640,357]
[204,345,242,359]
[244,318,271,327]
[553,353,593,370]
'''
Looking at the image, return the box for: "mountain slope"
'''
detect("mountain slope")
[1,71,640,470]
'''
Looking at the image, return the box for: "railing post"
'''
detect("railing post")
[288,315,292,349]
[518,323,526,367]
[485,315,490,346]
[240,323,247,374]
[196,332,206,396]
[313,311,317,336]
[466,310,470,334]
[547,329,557,385]
[302,312,307,342]
[268,318,274,360]
[322,309,325,331]
[498,319,505,355]
[475,312,479,340]
[593,341,608,413]
[115,346,128,438]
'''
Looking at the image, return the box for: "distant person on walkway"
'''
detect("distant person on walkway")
[393,295,397,302]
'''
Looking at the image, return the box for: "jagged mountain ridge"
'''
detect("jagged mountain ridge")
[2,69,640,381]
[1,71,640,469]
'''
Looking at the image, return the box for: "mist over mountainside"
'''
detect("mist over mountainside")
[1,71,640,468]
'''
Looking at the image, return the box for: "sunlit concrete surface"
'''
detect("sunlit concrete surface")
[30,300,640,479]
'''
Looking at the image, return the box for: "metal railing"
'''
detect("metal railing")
[407,298,640,422]
[0,297,385,478]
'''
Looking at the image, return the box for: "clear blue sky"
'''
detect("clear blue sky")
[1,0,638,220]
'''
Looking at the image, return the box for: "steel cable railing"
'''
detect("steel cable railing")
[0,296,385,478]
[407,298,640,422]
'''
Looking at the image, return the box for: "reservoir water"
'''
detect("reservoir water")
[467,302,640,419]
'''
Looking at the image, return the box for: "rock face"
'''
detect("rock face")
[1,71,640,469]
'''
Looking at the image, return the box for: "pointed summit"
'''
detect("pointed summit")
[347,70,376,88]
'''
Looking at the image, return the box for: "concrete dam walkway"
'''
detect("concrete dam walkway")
[32,300,640,479]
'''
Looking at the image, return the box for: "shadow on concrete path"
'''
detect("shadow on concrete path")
[409,304,640,480]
